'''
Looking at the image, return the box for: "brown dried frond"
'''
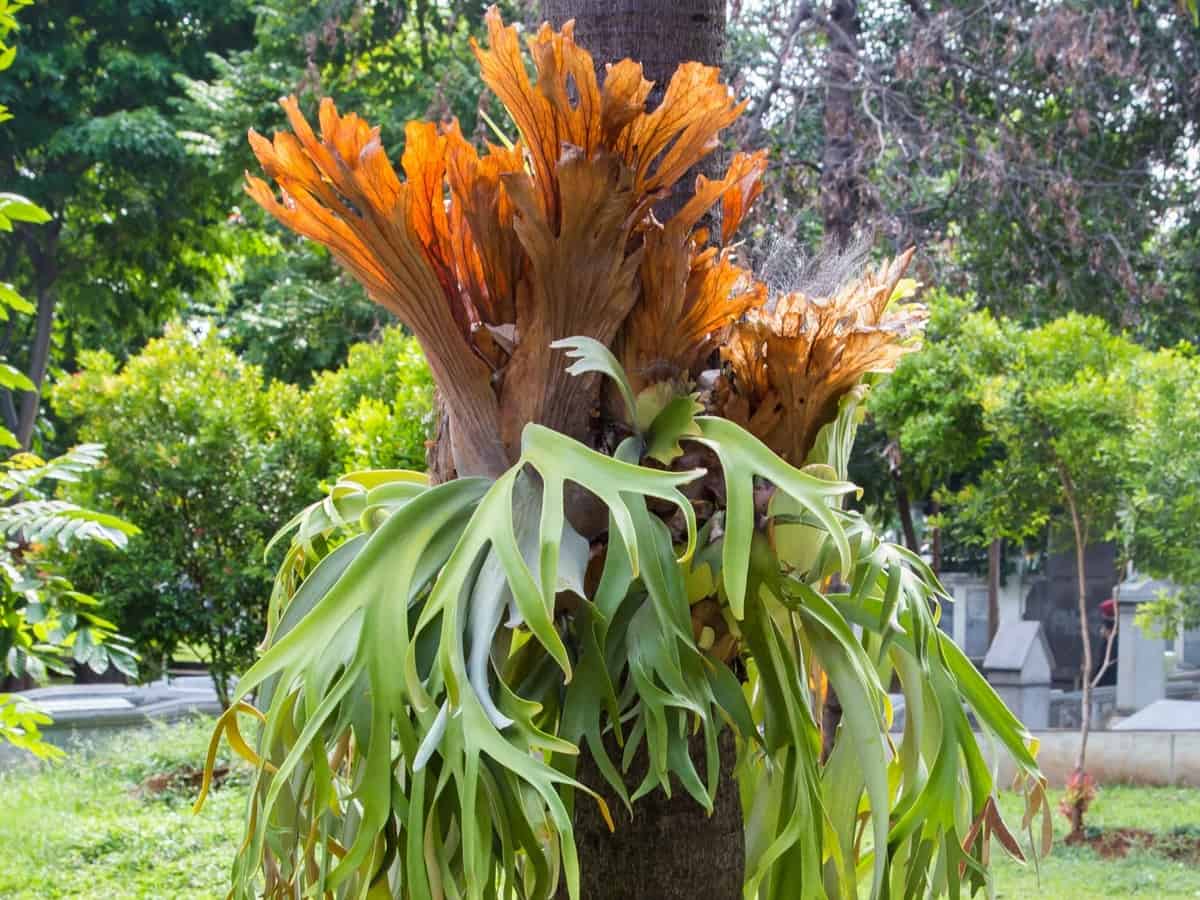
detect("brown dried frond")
[472,8,743,226]
[621,150,769,391]
[716,249,926,463]
[246,7,757,470]
[246,96,507,476]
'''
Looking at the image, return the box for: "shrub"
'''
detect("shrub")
[49,323,434,701]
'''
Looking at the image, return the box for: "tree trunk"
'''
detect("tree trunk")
[16,226,60,449]
[537,3,742,896]
[930,499,942,575]
[883,442,918,553]
[559,729,744,900]
[1056,458,1092,839]
[987,537,1001,643]
[820,0,861,247]
[893,477,918,553]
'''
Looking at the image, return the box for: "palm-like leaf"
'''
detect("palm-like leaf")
[201,346,1043,900]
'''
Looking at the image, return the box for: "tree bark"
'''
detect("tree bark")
[986,537,1001,643]
[883,441,918,553]
[558,729,744,900]
[894,477,919,553]
[16,225,61,449]
[819,0,861,247]
[535,3,742,896]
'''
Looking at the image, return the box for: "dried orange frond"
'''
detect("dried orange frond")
[248,97,455,344]
[717,249,926,463]
[247,96,507,476]
[443,123,526,327]
[621,151,769,390]
[499,147,644,450]
[247,8,758,470]
[473,8,743,225]
[720,149,768,245]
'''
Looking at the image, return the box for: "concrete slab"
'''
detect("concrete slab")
[1112,699,1200,731]
[1,675,223,767]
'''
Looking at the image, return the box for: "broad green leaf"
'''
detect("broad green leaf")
[550,336,638,427]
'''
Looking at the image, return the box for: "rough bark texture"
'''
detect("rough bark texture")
[556,729,744,900]
[819,0,861,247]
[987,537,1002,643]
[542,0,726,106]
[532,3,743,896]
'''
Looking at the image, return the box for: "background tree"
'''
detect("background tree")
[869,293,1020,633]
[963,315,1140,838]
[0,0,257,447]
[0,0,138,759]
[49,324,435,704]
[1121,346,1200,635]
[727,0,1200,341]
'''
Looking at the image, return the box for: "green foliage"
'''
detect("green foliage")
[0,0,257,355]
[0,692,57,758]
[201,346,1045,900]
[966,314,1141,550]
[0,717,251,899]
[871,294,1016,500]
[48,323,434,700]
[301,326,436,473]
[0,444,140,757]
[1123,347,1200,634]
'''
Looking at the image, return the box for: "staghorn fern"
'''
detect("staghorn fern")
[198,347,1046,900]
[199,8,1047,899]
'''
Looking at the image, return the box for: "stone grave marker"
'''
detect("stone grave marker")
[1021,542,1116,685]
[982,620,1055,730]
[1116,577,1170,715]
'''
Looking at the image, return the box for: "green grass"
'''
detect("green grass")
[1,719,1198,898]
[992,785,1200,898]
[0,717,247,899]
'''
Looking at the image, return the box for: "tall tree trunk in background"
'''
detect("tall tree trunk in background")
[16,226,61,450]
[930,499,943,574]
[987,537,1002,643]
[820,0,861,247]
[884,441,919,553]
[540,3,742,896]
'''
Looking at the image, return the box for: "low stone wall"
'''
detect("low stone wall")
[989,730,1200,788]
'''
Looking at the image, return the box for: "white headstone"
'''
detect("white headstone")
[983,620,1055,729]
[1116,577,1171,715]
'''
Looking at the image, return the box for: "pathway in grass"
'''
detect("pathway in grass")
[1,718,1198,898]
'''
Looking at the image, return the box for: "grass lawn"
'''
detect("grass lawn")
[1,718,1198,898]
[0,717,246,899]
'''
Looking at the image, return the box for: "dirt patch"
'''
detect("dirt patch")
[132,764,228,798]
[1066,827,1200,862]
